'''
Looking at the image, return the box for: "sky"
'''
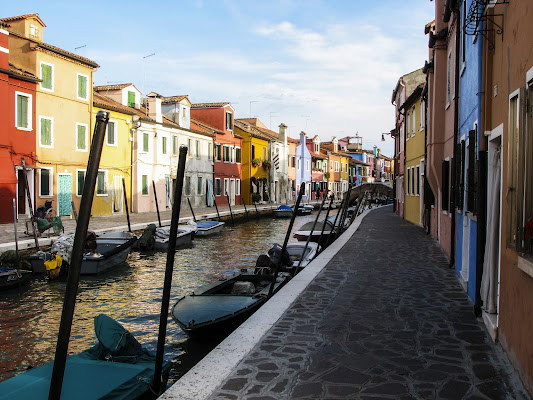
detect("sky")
[3,0,435,157]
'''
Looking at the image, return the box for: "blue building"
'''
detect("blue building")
[295,132,312,200]
[455,0,483,305]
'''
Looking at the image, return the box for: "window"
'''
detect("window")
[76,123,88,151]
[467,129,478,213]
[185,176,191,195]
[143,133,149,152]
[107,121,117,146]
[77,170,86,196]
[40,62,53,91]
[142,175,148,195]
[226,112,233,130]
[39,116,53,147]
[208,143,213,161]
[162,136,167,155]
[173,136,178,155]
[15,92,31,130]
[77,74,88,100]
[215,178,222,196]
[251,145,256,160]
[507,91,521,249]
[416,165,420,195]
[297,159,301,170]
[196,140,200,159]
[224,178,229,196]
[412,106,416,136]
[442,160,450,211]
[223,145,230,162]
[406,111,410,138]
[188,138,193,157]
[128,91,135,107]
[96,171,107,195]
[39,168,52,197]
[197,176,203,195]
[236,179,241,196]
[236,147,241,163]
[407,167,411,196]
[29,24,39,38]
[291,156,295,168]
[182,107,187,119]
[330,161,333,171]
[335,161,339,172]
[420,100,425,130]
[215,143,222,161]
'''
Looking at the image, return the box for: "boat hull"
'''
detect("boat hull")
[0,268,32,290]
[81,236,136,275]
[195,221,225,236]
[273,210,293,218]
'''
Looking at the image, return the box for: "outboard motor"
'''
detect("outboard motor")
[268,243,292,270]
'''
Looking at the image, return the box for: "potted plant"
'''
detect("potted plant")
[262,160,271,169]
[252,158,262,167]
[324,172,330,180]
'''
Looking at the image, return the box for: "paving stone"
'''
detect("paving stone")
[291,382,323,398]
[438,380,471,399]
[221,378,248,391]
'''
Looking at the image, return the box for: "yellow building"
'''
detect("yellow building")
[91,92,134,216]
[340,153,350,192]
[234,119,273,204]
[403,85,425,226]
[3,14,99,217]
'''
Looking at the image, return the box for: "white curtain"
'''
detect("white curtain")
[207,179,214,207]
[481,149,501,314]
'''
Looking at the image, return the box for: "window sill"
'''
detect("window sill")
[96,194,108,197]
[39,195,53,199]
[16,127,32,132]
[518,255,533,279]
[76,149,88,152]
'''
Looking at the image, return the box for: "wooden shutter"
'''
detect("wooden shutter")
[42,64,51,89]
[78,75,87,98]
[143,133,149,152]
[17,95,28,128]
[77,125,86,149]
[77,171,85,196]
[41,118,51,146]
[467,130,477,214]
[107,122,115,145]
[442,160,450,211]
[128,91,135,107]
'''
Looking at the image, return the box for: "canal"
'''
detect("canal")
[0,212,317,385]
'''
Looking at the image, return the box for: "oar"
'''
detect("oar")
[153,181,162,227]
[295,189,329,274]
[268,183,305,298]
[122,178,131,232]
[152,145,188,394]
[317,194,335,252]
[213,194,221,222]
[226,191,234,226]
[12,199,20,270]
[48,110,109,400]
[187,198,197,222]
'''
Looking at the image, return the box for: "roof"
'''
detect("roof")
[190,118,225,135]
[321,143,347,157]
[234,120,280,142]
[237,118,267,129]
[191,102,230,109]
[0,14,46,27]
[93,92,135,115]
[94,83,134,92]
[287,137,300,144]
[0,63,40,83]
[32,41,99,68]
[161,95,189,104]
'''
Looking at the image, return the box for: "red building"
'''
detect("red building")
[0,24,39,223]
[191,103,242,206]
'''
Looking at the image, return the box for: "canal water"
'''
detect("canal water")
[0,213,317,385]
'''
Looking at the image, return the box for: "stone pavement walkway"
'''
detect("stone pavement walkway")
[206,207,529,399]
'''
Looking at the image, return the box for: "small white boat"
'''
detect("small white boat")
[154,224,196,250]
[295,205,313,216]
[286,242,319,269]
[194,220,225,236]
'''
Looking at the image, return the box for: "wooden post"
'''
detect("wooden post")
[317,193,335,252]
[71,201,78,223]
[151,146,188,394]
[122,178,131,232]
[153,181,162,227]
[48,110,109,400]
[226,191,234,226]
[254,203,259,219]
[12,199,20,270]
[187,197,197,222]
[213,195,221,221]
[20,158,39,250]
[268,184,305,298]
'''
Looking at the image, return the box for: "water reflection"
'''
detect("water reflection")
[0,213,315,384]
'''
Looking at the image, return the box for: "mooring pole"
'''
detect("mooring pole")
[71,201,78,223]
[296,191,329,272]
[254,203,259,219]
[213,195,221,222]
[226,192,234,226]
[48,111,109,400]
[20,158,39,250]
[12,199,20,270]
[152,146,188,394]
[317,194,335,252]
[187,197,197,222]
[153,181,162,227]
[242,200,248,217]
[122,178,131,232]
[268,184,305,298]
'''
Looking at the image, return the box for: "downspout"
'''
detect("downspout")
[450,4,461,269]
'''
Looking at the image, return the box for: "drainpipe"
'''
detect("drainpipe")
[450,5,461,269]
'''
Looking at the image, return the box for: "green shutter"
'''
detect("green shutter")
[142,175,148,195]
[17,95,28,128]
[97,171,105,194]
[77,125,86,149]
[107,122,115,145]
[41,118,51,146]
[173,136,178,154]
[41,64,52,89]
[162,137,167,154]
[128,91,135,107]
[143,133,149,152]
[77,171,85,196]
[236,148,241,163]
[78,75,87,99]
[41,169,50,196]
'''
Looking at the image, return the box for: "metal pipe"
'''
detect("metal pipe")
[268,184,305,298]
[48,110,109,400]
[152,145,188,394]
[122,178,131,232]
[153,180,162,227]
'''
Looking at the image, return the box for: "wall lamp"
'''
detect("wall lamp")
[381,130,398,141]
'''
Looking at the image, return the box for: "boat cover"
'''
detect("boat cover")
[276,205,292,211]
[0,314,171,400]
[197,220,222,229]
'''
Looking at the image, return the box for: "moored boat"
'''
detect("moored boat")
[295,205,313,215]
[171,270,291,339]
[195,220,225,236]
[153,224,196,250]
[273,205,293,218]
[0,314,172,399]
[293,220,334,245]
[0,267,32,290]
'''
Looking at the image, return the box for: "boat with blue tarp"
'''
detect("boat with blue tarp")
[273,205,293,218]
[194,220,225,236]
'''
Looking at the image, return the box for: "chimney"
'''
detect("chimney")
[146,94,162,123]
[279,123,287,145]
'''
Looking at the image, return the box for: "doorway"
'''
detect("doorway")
[57,174,72,217]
